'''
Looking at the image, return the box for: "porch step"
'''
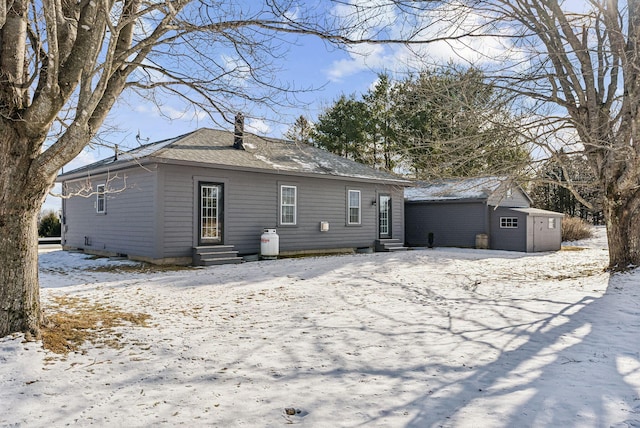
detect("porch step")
[201,257,244,266]
[193,245,243,266]
[375,239,408,252]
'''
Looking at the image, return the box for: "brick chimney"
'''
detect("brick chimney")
[233,113,244,150]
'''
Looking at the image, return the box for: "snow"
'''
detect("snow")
[253,153,287,170]
[128,137,181,159]
[3,227,640,427]
[405,177,505,201]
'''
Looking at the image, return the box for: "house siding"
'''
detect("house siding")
[489,207,528,252]
[158,166,199,257]
[157,164,404,257]
[487,184,530,207]
[61,168,158,257]
[404,201,487,248]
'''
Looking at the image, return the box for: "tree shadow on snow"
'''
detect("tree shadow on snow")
[34,247,640,426]
[392,272,640,427]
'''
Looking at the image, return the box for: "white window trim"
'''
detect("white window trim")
[347,189,361,225]
[96,184,106,214]
[548,217,557,229]
[500,217,518,228]
[280,185,297,225]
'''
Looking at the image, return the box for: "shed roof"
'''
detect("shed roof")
[404,177,512,202]
[57,128,409,184]
[508,207,565,217]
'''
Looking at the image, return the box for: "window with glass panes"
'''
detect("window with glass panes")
[500,217,518,228]
[200,185,219,240]
[348,190,361,224]
[280,185,297,225]
[96,184,105,213]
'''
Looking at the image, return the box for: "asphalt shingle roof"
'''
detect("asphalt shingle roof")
[58,128,409,184]
[404,177,508,202]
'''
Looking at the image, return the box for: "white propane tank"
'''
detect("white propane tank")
[260,228,279,259]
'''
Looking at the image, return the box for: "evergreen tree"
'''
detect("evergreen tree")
[38,211,61,238]
[284,115,314,145]
[392,66,529,179]
[362,74,398,171]
[312,95,368,163]
[310,66,530,178]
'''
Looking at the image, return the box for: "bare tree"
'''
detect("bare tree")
[0,0,450,339]
[358,0,639,270]
[3,0,636,340]
[453,1,640,270]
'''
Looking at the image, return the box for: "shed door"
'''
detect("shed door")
[532,216,560,252]
[533,216,543,252]
[199,183,224,245]
[378,194,392,239]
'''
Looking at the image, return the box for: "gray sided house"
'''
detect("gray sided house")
[404,177,564,252]
[56,127,409,265]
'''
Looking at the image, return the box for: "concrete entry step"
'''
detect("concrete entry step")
[193,245,243,266]
[374,239,408,252]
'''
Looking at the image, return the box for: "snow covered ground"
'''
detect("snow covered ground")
[3,227,640,427]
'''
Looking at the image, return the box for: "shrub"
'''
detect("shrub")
[38,211,61,237]
[562,216,593,242]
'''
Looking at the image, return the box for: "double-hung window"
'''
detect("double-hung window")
[280,185,297,225]
[96,184,106,213]
[348,190,361,225]
[548,218,557,229]
[500,217,518,228]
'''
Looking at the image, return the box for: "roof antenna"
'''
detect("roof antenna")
[136,129,149,145]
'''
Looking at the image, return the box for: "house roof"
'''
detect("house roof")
[404,177,515,202]
[57,128,410,184]
[509,207,565,217]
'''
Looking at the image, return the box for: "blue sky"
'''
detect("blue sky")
[44,35,388,212]
[61,37,392,169]
[44,1,527,212]
[58,0,523,166]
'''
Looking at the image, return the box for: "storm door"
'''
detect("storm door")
[199,183,224,245]
[378,194,392,239]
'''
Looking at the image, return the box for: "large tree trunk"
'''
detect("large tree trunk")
[0,127,50,339]
[603,190,640,270]
[0,205,42,338]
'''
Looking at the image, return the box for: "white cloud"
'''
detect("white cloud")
[134,104,207,122]
[63,149,99,172]
[327,44,389,82]
[332,0,399,40]
[246,118,272,135]
[283,5,300,21]
[220,54,251,88]
[326,0,525,81]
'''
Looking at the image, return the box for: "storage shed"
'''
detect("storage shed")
[404,177,564,252]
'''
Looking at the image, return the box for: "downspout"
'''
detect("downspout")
[61,183,66,246]
[486,201,491,249]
